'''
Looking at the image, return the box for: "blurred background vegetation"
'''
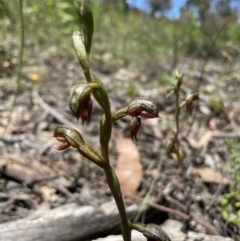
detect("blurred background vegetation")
[0,0,240,234]
[0,0,240,72]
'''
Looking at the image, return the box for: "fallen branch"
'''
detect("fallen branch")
[0,202,138,241]
[32,90,80,131]
[126,193,219,236]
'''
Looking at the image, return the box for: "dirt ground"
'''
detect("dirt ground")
[0,43,240,240]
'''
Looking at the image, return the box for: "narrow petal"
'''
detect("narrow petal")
[80,96,93,125]
[130,117,141,141]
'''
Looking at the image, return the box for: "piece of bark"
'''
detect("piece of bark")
[0,160,58,185]
[0,201,138,241]
[1,162,42,184]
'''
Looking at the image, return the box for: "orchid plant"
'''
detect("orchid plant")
[53,1,171,241]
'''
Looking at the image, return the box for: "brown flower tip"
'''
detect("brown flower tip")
[78,95,93,125]
[130,116,141,141]
[54,136,70,150]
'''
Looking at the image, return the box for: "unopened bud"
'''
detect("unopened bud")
[72,31,89,72]
[54,125,104,167]
[142,223,171,241]
[74,0,94,55]
[129,222,171,241]
[112,97,160,141]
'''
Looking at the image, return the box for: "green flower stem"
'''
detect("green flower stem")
[85,74,128,238]
[98,84,130,240]
[78,143,104,168]
[72,2,133,240]
[99,114,111,164]
[85,70,92,83]
[91,74,112,164]
[111,107,127,122]
[89,75,130,240]
[128,221,144,232]
[104,164,131,241]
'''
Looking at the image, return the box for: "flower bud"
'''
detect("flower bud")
[69,82,98,125]
[175,70,183,89]
[74,0,94,55]
[112,97,160,141]
[53,125,84,150]
[126,97,160,118]
[72,31,89,72]
[129,222,171,241]
[54,125,104,167]
[142,223,171,241]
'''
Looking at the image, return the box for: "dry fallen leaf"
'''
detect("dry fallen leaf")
[186,130,219,149]
[115,138,142,195]
[191,167,229,184]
